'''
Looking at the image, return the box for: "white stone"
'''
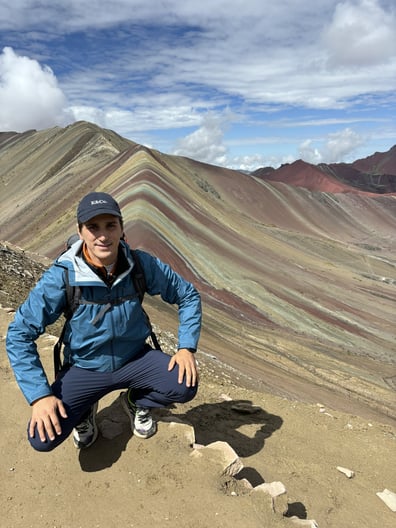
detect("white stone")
[251,481,288,514]
[162,420,196,445]
[204,441,244,477]
[255,481,287,498]
[289,517,319,527]
[376,488,396,512]
[336,466,355,478]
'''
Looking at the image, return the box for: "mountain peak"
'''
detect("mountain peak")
[253,145,396,194]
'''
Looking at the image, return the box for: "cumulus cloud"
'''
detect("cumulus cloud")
[226,153,291,172]
[0,47,71,131]
[70,105,107,127]
[299,141,324,165]
[172,113,229,166]
[323,0,396,67]
[326,128,366,160]
[299,128,365,164]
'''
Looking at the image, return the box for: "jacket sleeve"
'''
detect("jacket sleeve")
[6,264,68,404]
[136,250,202,350]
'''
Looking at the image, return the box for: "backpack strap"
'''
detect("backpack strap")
[129,250,161,351]
[53,325,66,377]
[53,249,161,378]
[130,248,146,303]
[130,250,162,351]
[53,268,78,378]
[63,268,81,320]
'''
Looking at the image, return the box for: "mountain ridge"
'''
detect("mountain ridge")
[253,146,396,194]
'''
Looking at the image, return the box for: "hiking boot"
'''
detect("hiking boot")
[120,391,157,439]
[72,402,99,449]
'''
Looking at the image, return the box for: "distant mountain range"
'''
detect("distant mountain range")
[2,124,395,197]
[253,145,396,194]
[1,121,395,422]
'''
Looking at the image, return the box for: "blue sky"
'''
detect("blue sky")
[0,0,395,170]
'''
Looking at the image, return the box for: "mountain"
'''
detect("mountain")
[352,145,396,176]
[1,121,395,425]
[253,146,396,194]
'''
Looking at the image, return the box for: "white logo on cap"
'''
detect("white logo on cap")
[90,200,108,205]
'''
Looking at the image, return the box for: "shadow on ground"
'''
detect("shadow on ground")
[179,399,283,457]
[78,397,283,478]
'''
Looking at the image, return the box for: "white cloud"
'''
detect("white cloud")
[325,127,365,161]
[0,1,325,34]
[0,47,71,131]
[299,140,324,165]
[69,106,107,127]
[172,113,229,166]
[323,0,396,67]
[227,153,289,172]
[299,128,365,164]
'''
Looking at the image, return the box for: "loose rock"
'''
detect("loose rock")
[376,488,396,512]
[336,466,355,478]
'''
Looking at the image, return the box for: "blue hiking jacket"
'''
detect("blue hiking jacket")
[6,241,201,404]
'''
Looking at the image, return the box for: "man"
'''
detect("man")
[6,192,201,451]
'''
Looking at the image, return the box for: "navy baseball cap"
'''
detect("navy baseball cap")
[77,192,122,223]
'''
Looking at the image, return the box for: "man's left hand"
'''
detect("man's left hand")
[168,348,198,387]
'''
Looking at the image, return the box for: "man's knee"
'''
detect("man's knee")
[177,382,198,403]
[27,424,66,452]
[29,435,59,452]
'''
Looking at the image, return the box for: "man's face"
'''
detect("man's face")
[79,214,123,266]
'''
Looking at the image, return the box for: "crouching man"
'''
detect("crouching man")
[7,192,201,451]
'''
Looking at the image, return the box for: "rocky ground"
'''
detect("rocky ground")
[1,242,395,527]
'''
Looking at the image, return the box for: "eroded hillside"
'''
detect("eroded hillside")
[1,122,395,424]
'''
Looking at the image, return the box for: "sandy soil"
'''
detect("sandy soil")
[1,307,395,528]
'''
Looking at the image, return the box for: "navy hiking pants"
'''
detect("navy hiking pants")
[28,347,198,452]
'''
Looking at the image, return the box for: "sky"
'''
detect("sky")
[0,0,395,171]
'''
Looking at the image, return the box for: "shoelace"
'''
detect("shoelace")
[76,418,91,433]
[136,408,150,423]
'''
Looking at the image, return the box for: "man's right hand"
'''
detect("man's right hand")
[29,395,68,442]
